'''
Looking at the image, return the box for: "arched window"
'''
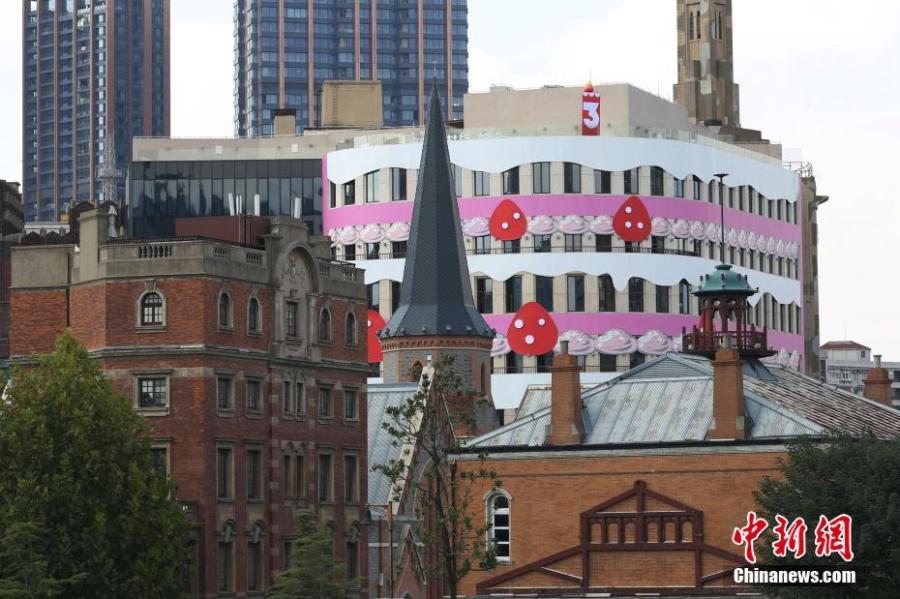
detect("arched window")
[598,274,615,312]
[678,280,691,315]
[345,312,357,345]
[628,277,644,312]
[487,493,511,562]
[688,11,695,39]
[140,291,164,326]
[247,297,261,334]
[218,293,232,328]
[247,522,264,592]
[319,309,332,342]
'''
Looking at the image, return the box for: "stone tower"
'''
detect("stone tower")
[379,84,495,410]
[673,0,740,127]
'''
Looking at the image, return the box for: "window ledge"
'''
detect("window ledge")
[136,406,170,417]
[218,326,235,333]
[317,417,335,424]
[217,498,236,504]
[247,498,265,505]
[217,409,236,418]
[247,330,263,338]
[135,325,166,333]
[245,410,264,419]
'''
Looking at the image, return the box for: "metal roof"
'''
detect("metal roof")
[382,83,493,339]
[367,383,420,505]
[821,340,870,351]
[467,353,900,449]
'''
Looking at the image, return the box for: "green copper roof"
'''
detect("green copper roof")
[694,263,757,296]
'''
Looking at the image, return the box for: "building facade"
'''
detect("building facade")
[10,209,370,597]
[22,0,170,222]
[233,0,467,135]
[820,341,900,407]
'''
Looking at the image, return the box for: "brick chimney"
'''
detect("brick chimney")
[709,343,747,440]
[548,341,585,445]
[863,355,892,407]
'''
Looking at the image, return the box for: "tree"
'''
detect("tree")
[754,433,900,597]
[269,509,360,599]
[372,356,501,599]
[0,331,191,598]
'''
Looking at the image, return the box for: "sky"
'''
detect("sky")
[1,0,898,358]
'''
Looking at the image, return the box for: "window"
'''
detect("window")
[502,167,519,194]
[595,234,612,253]
[453,164,463,197]
[319,309,332,342]
[138,377,167,409]
[346,312,358,345]
[344,244,356,261]
[391,281,401,312]
[217,377,233,411]
[673,177,685,198]
[285,301,299,337]
[623,168,639,194]
[343,389,359,421]
[367,283,380,311]
[474,235,491,255]
[598,275,615,312]
[532,162,550,194]
[594,169,611,194]
[344,454,358,503]
[391,168,406,201]
[505,276,522,313]
[476,277,493,313]
[366,243,380,260]
[678,280,691,314]
[217,446,233,499]
[391,241,407,258]
[533,234,552,253]
[473,170,490,196]
[651,236,666,254]
[505,352,523,374]
[488,493,511,562]
[246,380,261,413]
[297,382,306,415]
[365,171,378,203]
[218,293,232,328]
[650,166,664,196]
[247,448,262,500]
[628,277,644,312]
[218,533,233,592]
[283,380,294,416]
[139,292,164,326]
[502,239,520,254]
[564,234,582,252]
[566,275,585,312]
[692,176,701,200]
[295,453,305,497]
[247,297,261,333]
[535,276,554,311]
[656,285,670,313]
[564,163,581,193]
[318,452,333,501]
[346,538,359,581]
[624,241,640,254]
[343,180,356,205]
[247,534,262,591]
[318,386,333,418]
[630,352,646,368]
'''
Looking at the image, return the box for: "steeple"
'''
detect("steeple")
[382,83,492,340]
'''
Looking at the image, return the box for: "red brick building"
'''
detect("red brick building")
[10,208,370,597]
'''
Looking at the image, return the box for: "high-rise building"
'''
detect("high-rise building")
[233,0,467,136]
[22,0,170,223]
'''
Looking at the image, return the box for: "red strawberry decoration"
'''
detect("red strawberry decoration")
[613,195,651,242]
[367,309,386,363]
[489,199,527,241]
[506,302,559,356]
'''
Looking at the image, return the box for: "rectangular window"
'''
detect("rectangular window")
[505,276,522,313]
[344,244,356,261]
[594,169,611,194]
[318,387,333,418]
[295,453,305,498]
[283,454,293,497]
[218,541,233,591]
[138,377,167,408]
[150,446,168,476]
[502,239,520,254]
[599,354,618,372]
[318,452,333,501]
[217,377,233,411]
[391,281,401,312]
[453,164,463,198]
[629,352,646,368]
[391,241,407,258]
[246,380,261,412]
[628,278,644,312]
[476,277,493,313]
[623,168,639,194]
[598,275,615,312]
[536,276,554,311]
[505,352,523,374]
[247,541,262,591]
[474,235,491,255]
[625,241,640,254]
[342,180,356,205]
[566,275,585,312]
[365,171,378,203]
[532,162,550,194]
[564,234,582,252]
[344,454,358,503]
[297,382,306,415]
[655,285,670,313]
[651,236,666,254]
[502,167,519,194]
[343,389,358,421]
[563,162,581,193]
[217,446,233,499]
[246,448,262,500]
[285,301,298,337]
[533,234,552,253]
[595,234,612,253]
[650,166,664,196]
[367,283,380,311]
[673,177,685,198]
[473,170,490,196]
[366,243,380,260]
[390,168,406,201]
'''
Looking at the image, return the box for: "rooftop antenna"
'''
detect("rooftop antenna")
[714,173,728,263]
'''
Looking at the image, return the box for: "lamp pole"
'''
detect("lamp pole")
[714,173,729,263]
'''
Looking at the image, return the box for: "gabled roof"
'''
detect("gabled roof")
[821,340,870,351]
[367,383,420,506]
[382,83,492,339]
[467,353,900,449]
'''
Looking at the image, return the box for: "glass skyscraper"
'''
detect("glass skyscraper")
[233,0,468,136]
[22,0,169,222]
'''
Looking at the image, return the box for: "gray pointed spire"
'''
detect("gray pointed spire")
[383,84,492,339]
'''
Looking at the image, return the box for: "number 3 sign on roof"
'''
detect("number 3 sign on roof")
[582,81,601,136]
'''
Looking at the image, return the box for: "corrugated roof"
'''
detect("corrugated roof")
[467,353,900,449]
[367,383,420,505]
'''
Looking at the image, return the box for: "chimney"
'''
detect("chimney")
[710,344,747,440]
[548,341,585,445]
[863,354,892,407]
[273,109,297,136]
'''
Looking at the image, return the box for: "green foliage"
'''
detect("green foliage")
[372,356,501,599]
[269,509,360,599]
[754,433,900,597]
[0,331,191,599]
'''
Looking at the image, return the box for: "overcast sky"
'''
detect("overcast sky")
[1,1,898,358]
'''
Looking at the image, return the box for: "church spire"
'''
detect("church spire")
[382,83,492,340]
